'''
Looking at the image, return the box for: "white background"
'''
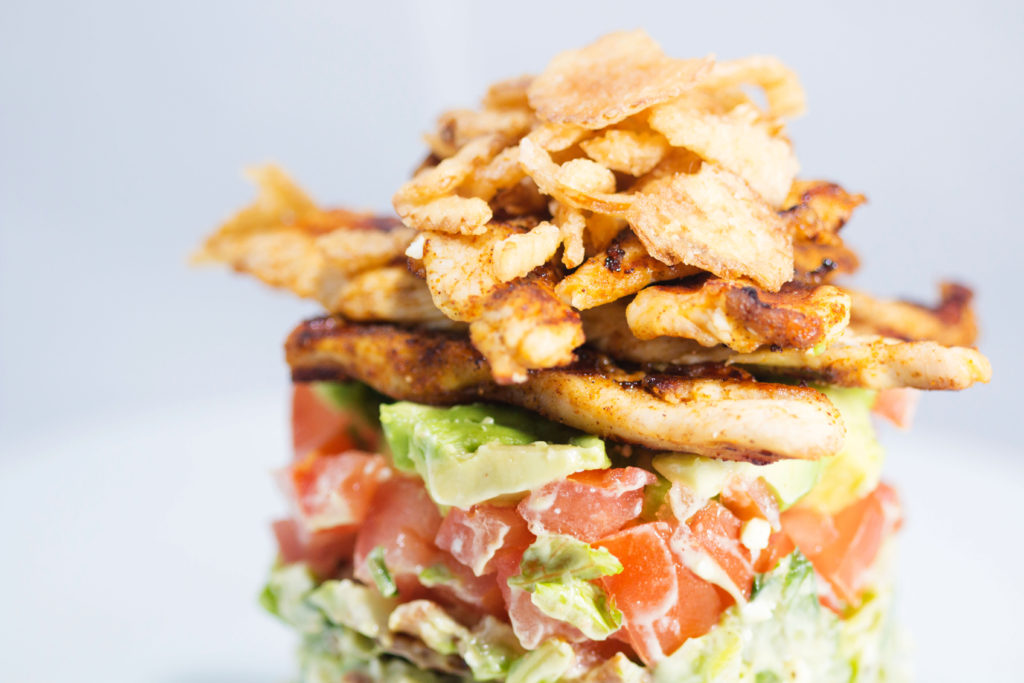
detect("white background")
[1,1,1022,680]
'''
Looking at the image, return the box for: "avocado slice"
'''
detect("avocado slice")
[653,454,823,510]
[379,402,610,509]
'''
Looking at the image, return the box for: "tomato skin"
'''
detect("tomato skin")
[291,383,379,458]
[518,467,657,542]
[782,483,901,606]
[720,477,781,530]
[685,500,754,604]
[596,522,726,665]
[435,504,535,577]
[280,451,390,531]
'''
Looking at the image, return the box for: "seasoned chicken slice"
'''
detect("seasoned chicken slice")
[554,230,699,310]
[422,225,584,383]
[285,317,844,462]
[583,302,733,364]
[845,282,977,348]
[626,279,851,352]
[583,302,991,391]
[730,331,991,390]
[782,180,865,286]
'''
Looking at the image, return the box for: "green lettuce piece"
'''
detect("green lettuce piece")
[508,535,624,641]
[654,552,854,682]
[259,564,325,634]
[366,546,398,598]
[308,578,398,640]
[506,639,575,683]
[460,616,526,681]
[380,402,609,508]
[388,601,469,656]
[509,535,623,588]
[532,579,623,640]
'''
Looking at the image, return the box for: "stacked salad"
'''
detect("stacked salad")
[261,381,903,682]
[195,30,989,682]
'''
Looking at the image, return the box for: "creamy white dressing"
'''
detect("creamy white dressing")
[404,233,425,259]
[740,518,772,559]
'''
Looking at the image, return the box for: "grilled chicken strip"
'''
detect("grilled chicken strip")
[422,226,584,383]
[783,180,864,286]
[286,316,844,462]
[626,279,851,352]
[583,302,991,391]
[845,282,977,348]
[554,229,699,310]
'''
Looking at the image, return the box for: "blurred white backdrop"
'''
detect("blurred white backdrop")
[2,2,1023,681]
[1,0,1020,447]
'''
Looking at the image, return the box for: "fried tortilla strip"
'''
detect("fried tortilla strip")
[703,56,806,119]
[286,317,844,462]
[194,165,416,301]
[422,225,584,382]
[731,332,991,390]
[627,164,793,291]
[626,280,851,352]
[648,97,798,206]
[527,30,712,129]
[317,265,449,325]
[845,283,978,347]
[555,230,699,310]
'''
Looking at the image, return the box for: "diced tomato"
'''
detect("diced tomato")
[782,483,901,606]
[720,477,781,530]
[271,518,356,578]
[753,529,795,574]
[353,476,503,617]
[518,467,657,542]
[596,522,703,664]
[685,500,754,603]
[279,451,390,531]
[650,560,727,661]
[872,388,919,429]
[436,504,535,577]
[491,548,587,649]
[353,475,443,591]
[291,383,380,458]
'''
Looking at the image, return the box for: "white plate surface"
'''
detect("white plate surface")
[1,394,1021,682]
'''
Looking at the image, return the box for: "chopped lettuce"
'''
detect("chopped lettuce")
[308,578,397,640]
[509,535,623,588]
[380,402,609,508]
[366,546,398,597]
[260,563,326,634]
[508,535,624,640]
[505,639,575,683]
[653,550,906,682]
[460,617,525,681]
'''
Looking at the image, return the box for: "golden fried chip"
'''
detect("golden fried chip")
[394,134,504,206]
[548,202,585,268]
[524,122,589,151]
[315,223,416,276]
[518,137,634,215]
[481,74,534,109]
[460,145,525,201]
[317,265,448,324]
[397,195,493,235]
[648,99,798,206]
[427,108,533,159]
[580,129,670,176]
[627,163,792,290]
[705,56,806,119]
[527,30,712,128]
[492,221,562,282]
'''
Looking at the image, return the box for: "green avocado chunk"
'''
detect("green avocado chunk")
[379,402,609,509]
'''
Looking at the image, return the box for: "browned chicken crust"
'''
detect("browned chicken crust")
[286,316,845,462]
[626,279,851,352]
[845,282,978,348]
